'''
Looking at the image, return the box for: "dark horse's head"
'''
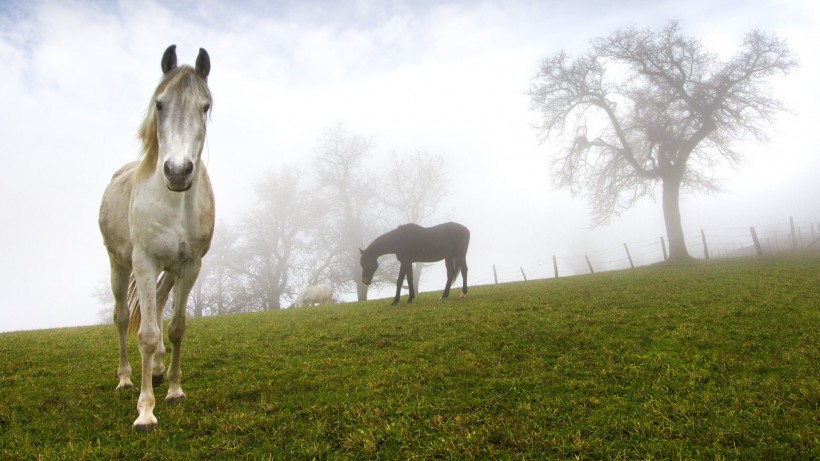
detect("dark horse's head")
[359,249,378,285]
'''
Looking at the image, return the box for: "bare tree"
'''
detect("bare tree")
[381,150,449,293]
[382,150,448,224]
[239,168,313,310]
[93,280,115,325]
[292,215,345,302]
[314,122,385,301]
[190,222,257,317]
[528,21,796,261]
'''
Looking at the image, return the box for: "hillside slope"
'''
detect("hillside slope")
[1,254,819,459]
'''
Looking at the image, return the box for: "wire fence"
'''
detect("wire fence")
[475,216,820,286]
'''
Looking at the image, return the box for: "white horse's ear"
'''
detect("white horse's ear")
[161,45,177,74]
[195,48,210,80]
[359,248,364,254]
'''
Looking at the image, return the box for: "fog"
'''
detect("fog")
[1,0,818,332]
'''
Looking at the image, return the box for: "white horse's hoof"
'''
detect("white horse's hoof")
[152,374,164,389]
[133,423,157,433]
[133,414,158,433]
[166,393,186,406]
[116,381,134,391]
[460,293,467,298]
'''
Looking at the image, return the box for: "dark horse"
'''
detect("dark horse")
[360,222,470,305]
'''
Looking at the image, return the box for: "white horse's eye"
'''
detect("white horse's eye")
[202,103,210,113]
[155,100,163,111]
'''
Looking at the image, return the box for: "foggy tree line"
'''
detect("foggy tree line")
[186,122,448,317]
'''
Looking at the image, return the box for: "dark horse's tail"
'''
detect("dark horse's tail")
[452,225,470,285]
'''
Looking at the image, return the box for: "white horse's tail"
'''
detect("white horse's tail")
[126,274,140,335]
[126,272,168,335]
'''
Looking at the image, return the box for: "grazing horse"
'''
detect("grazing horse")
[99,45,214,432]
[360,222,470,305]
[295,284,332,307]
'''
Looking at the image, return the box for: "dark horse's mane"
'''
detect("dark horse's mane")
[365,224,421,252]
[391,223,422,233]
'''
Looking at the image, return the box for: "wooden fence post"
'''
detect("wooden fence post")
[790,216,796,249]
[585,255,594,274]
[660,237,668,261]
[493,265,498,284]
[623,243,634,269]
[520,267,527,282]
[750,227,762,256]
[553,255,559,278]
[701,229,710,260]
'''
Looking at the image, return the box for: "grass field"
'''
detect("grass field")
[1,253,819,459]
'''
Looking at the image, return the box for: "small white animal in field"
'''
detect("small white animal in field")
[295,284,332,307]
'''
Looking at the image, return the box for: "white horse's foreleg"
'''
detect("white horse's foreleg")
[150,273,174,388]
[132,253,161,431]
[166,261,199,405]
[111,262,133,390]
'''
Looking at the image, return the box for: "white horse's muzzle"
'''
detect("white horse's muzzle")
[163,159,194,191]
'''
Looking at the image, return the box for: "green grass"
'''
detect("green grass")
[2,253,819,459]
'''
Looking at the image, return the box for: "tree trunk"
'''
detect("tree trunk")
[356,280,368,301]
[353,260,368,301]
[266,286,281,310]
[412,262,423,294]
[662,174,690,261]
[193,283,204,318]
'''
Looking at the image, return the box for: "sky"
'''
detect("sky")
[0,0,818,332]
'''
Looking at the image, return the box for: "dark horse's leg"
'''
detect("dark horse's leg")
[456,254,468,297]
[441,257,455,299]
[406,263,415,303]
[392,262,407,305]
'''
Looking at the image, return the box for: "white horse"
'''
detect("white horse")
[99,45,214,432]
[295,284,332,307]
